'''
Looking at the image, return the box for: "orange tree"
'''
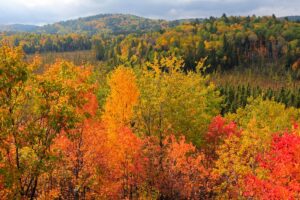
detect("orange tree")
[244,130,300,199]
[0,44,93,199]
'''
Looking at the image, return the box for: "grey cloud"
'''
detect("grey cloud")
[0,0,299,25]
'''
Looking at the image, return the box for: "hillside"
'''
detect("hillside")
[0,24,39,32]
[0,14,298,35]
[0,14,204,35]
[2,2,300,199]
[0,14,170,35]
[285,16,300,22]
[39,14,172,35]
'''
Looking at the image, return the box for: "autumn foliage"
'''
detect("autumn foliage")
[1,45,300,199]
[244,132,300,199]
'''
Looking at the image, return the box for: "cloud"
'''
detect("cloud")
[0,0,299,25]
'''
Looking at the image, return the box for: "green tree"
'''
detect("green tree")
[134,56,222,147]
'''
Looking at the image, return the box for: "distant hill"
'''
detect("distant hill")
[168,18,204,27]
[0,14,170,35]
[0,24,39,32]
[39,14,172,35]
[3,14,297,35]
[0,14,202,35]
[284,16,300,22]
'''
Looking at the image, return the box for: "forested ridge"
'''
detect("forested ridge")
[0,13,300,199]
[0,14,174,35]
[2,14,300,72]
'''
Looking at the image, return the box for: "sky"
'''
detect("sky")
[0,0,299,25]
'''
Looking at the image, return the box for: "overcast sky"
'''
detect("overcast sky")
[0,0,299,25]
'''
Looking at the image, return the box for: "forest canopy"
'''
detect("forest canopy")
[0,13,300,199]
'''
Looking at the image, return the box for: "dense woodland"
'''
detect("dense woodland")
[4,14,300,110]
[1,14,300,199]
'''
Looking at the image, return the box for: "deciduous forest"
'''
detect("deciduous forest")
[1,13,300,199]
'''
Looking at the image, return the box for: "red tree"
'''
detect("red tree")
[244,132,300,199]
[159,135,209,199]
[205,115,240,161]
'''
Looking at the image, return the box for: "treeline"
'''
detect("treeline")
[92,15,300,72]
[0,33,92,53]
[2,15,300,74]
[220,84,300,114]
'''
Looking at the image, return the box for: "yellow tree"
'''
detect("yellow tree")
[0,45,93,199]
[134,55,222,147]
[213,98,300,199]
[103,66,139,135]
[101,66,148,199]
[0,45,36,199]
